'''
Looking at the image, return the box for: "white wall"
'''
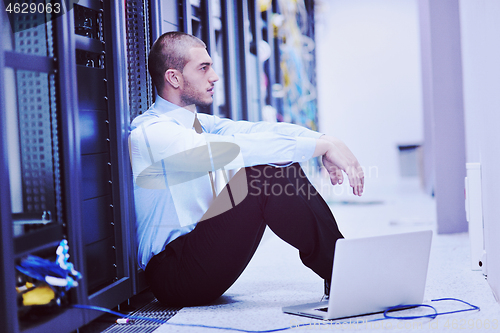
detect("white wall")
[459,0,500,302]
[315,0,423,196]
[459,0,500,164]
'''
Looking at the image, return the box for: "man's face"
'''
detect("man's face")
[179,47,219,107]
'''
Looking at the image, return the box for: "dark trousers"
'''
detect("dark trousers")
[145,163,343,307]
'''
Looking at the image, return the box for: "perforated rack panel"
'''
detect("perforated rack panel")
[126,0,153,120]
[102,300,181,333]
[13,12,60,219]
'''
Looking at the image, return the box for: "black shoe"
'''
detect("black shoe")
[324,279,330,300]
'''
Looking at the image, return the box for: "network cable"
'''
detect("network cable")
[72,297,480,333]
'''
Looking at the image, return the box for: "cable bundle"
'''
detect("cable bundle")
[16,240,81,307]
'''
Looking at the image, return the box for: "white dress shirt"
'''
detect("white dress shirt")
[130,95,323,269]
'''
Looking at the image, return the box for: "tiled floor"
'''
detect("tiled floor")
[150,176,500,332]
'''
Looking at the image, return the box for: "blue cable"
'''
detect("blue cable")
[72,297,480,333]
[383,304,438,320]
[380,298,479,321]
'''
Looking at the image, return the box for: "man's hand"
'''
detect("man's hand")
[314,135,364,196]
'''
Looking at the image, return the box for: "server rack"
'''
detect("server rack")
[0,1,317,332]
[0,1,134,332]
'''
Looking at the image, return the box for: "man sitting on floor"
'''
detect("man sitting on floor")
[129,31,364,307]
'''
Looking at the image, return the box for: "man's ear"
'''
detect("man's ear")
[165,69,181,89]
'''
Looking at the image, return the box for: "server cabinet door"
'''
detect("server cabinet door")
[73,0,133,309]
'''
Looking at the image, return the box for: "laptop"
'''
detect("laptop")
[282,230,433,320]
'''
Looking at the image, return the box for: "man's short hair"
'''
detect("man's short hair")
[148,31,207,90]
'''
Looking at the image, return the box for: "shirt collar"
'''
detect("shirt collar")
[154,95,196,129]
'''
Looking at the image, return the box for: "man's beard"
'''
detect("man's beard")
[180,80,213,107]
